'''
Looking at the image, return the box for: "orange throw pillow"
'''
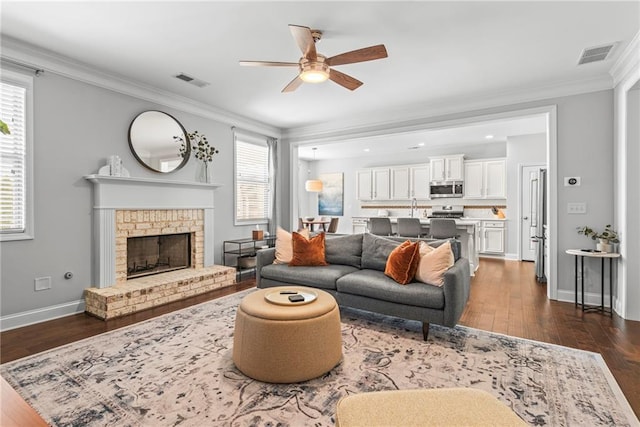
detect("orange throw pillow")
[289,231,329,266]
[384,240,420,284]
[415,241,455,286]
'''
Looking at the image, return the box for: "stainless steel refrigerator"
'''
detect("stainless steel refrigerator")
[532,168,547,282]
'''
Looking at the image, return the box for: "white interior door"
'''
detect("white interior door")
[521,165,542,261]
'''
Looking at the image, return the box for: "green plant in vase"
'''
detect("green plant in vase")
[577,224,619,252]
[174,131,219,183]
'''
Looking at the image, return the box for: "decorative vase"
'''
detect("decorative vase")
[596,239,612,253]
[197,161,211,183]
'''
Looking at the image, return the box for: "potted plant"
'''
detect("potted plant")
[576,224,619,252]
[174,131,219,183]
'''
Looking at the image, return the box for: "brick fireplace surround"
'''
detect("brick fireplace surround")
[83,175,235,319]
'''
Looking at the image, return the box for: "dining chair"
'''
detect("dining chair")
[368,217,393,236]
[298,217,305,231]
[429,219,460,239]
[327,217,339,233]
[397,217,425,238]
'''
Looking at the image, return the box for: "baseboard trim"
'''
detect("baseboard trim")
[0,299,86,332]
[556,289,614,310]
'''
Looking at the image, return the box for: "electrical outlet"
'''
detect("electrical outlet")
[34,276,52,291]
[564,177,581,186]
[567,202,587,214]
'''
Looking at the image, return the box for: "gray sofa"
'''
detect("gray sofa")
[256,233,470,340]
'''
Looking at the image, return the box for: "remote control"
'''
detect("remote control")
[288,294,305,302]
[280,291,298,295]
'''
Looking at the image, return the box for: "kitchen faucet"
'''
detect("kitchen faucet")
[410,198,418,218]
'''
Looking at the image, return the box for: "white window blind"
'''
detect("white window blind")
[235,136,270,224]
[0,81,27,235]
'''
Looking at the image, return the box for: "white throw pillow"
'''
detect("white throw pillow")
[415,241,455,286]
[274,227,310,264]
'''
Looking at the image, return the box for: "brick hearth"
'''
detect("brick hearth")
[85,265,235,320]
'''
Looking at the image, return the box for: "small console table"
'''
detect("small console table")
[223,236,276,280]
[566,249,620,316]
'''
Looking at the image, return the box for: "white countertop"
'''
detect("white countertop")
[352,216,506,224]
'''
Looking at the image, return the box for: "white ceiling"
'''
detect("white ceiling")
[1,1,638,157]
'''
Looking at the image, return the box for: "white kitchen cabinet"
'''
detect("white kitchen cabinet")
[356,168,390,200]
[390,164,430,199]
[463,161,484,198]
[356,169,374,200]
[390,166,410,199]
[479,220,505,254]
[352,217,368,234]
[430,155,464,181]
[463,158,506,199]
[410,164,430,199]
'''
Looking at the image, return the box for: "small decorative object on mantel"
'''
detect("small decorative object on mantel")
[175,130,219,183]
[577,224,619,253]
[97,155,130,177]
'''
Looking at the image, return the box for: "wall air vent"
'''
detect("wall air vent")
[577,43,616,65]
[174,73,210,88]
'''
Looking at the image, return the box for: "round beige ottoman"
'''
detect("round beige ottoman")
[232,286,342,383]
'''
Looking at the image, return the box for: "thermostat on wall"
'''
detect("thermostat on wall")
[564,177,581,186]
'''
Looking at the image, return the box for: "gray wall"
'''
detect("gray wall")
[0,71,273,320]
[505,133,546,257]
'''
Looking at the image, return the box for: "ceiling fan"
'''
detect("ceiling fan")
[239,24,388,92]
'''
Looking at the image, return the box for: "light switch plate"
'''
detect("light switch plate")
[567,202,587,214]
[34,276,52,291]
[564,177,581,186]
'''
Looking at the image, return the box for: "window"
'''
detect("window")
[234,132,270,225]
[0,71,33,241]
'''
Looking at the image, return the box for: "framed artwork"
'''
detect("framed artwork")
[318,173,344,216]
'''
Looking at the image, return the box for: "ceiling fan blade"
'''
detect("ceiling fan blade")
[282,75,304,93]
[329,69,363,91]
[326,44,388,66]
[289,24,317,60]
[239,60,299,67]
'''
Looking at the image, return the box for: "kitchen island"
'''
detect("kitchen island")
[352,217,480,275]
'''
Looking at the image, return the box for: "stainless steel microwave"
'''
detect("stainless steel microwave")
[429,181,463,198]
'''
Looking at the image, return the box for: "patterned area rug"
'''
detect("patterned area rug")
[1,289,637,426]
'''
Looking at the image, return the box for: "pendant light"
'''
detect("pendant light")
[305,147,323,192]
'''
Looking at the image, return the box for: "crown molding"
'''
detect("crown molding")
[283,74,612,143]
[0,36,281,138]
[610,30,640,87]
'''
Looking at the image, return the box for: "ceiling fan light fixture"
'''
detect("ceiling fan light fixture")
[299,59,330,83]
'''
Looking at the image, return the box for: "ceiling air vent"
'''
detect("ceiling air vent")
[577,43,616,65]
[174,73,210,88]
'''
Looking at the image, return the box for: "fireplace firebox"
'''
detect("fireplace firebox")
[127,233,191,279]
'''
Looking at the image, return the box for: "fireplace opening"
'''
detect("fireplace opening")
[127,233,191,279]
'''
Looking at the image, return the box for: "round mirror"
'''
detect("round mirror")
[128,110,190,173]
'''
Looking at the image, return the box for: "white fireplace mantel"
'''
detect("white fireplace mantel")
[85,175,221,209]
[85,174,221,287]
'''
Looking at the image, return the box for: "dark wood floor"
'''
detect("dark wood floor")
[2,259,639,419]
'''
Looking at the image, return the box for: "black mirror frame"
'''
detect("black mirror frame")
[127,110,191,173]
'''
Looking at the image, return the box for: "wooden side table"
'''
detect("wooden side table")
[566,249,620,316]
